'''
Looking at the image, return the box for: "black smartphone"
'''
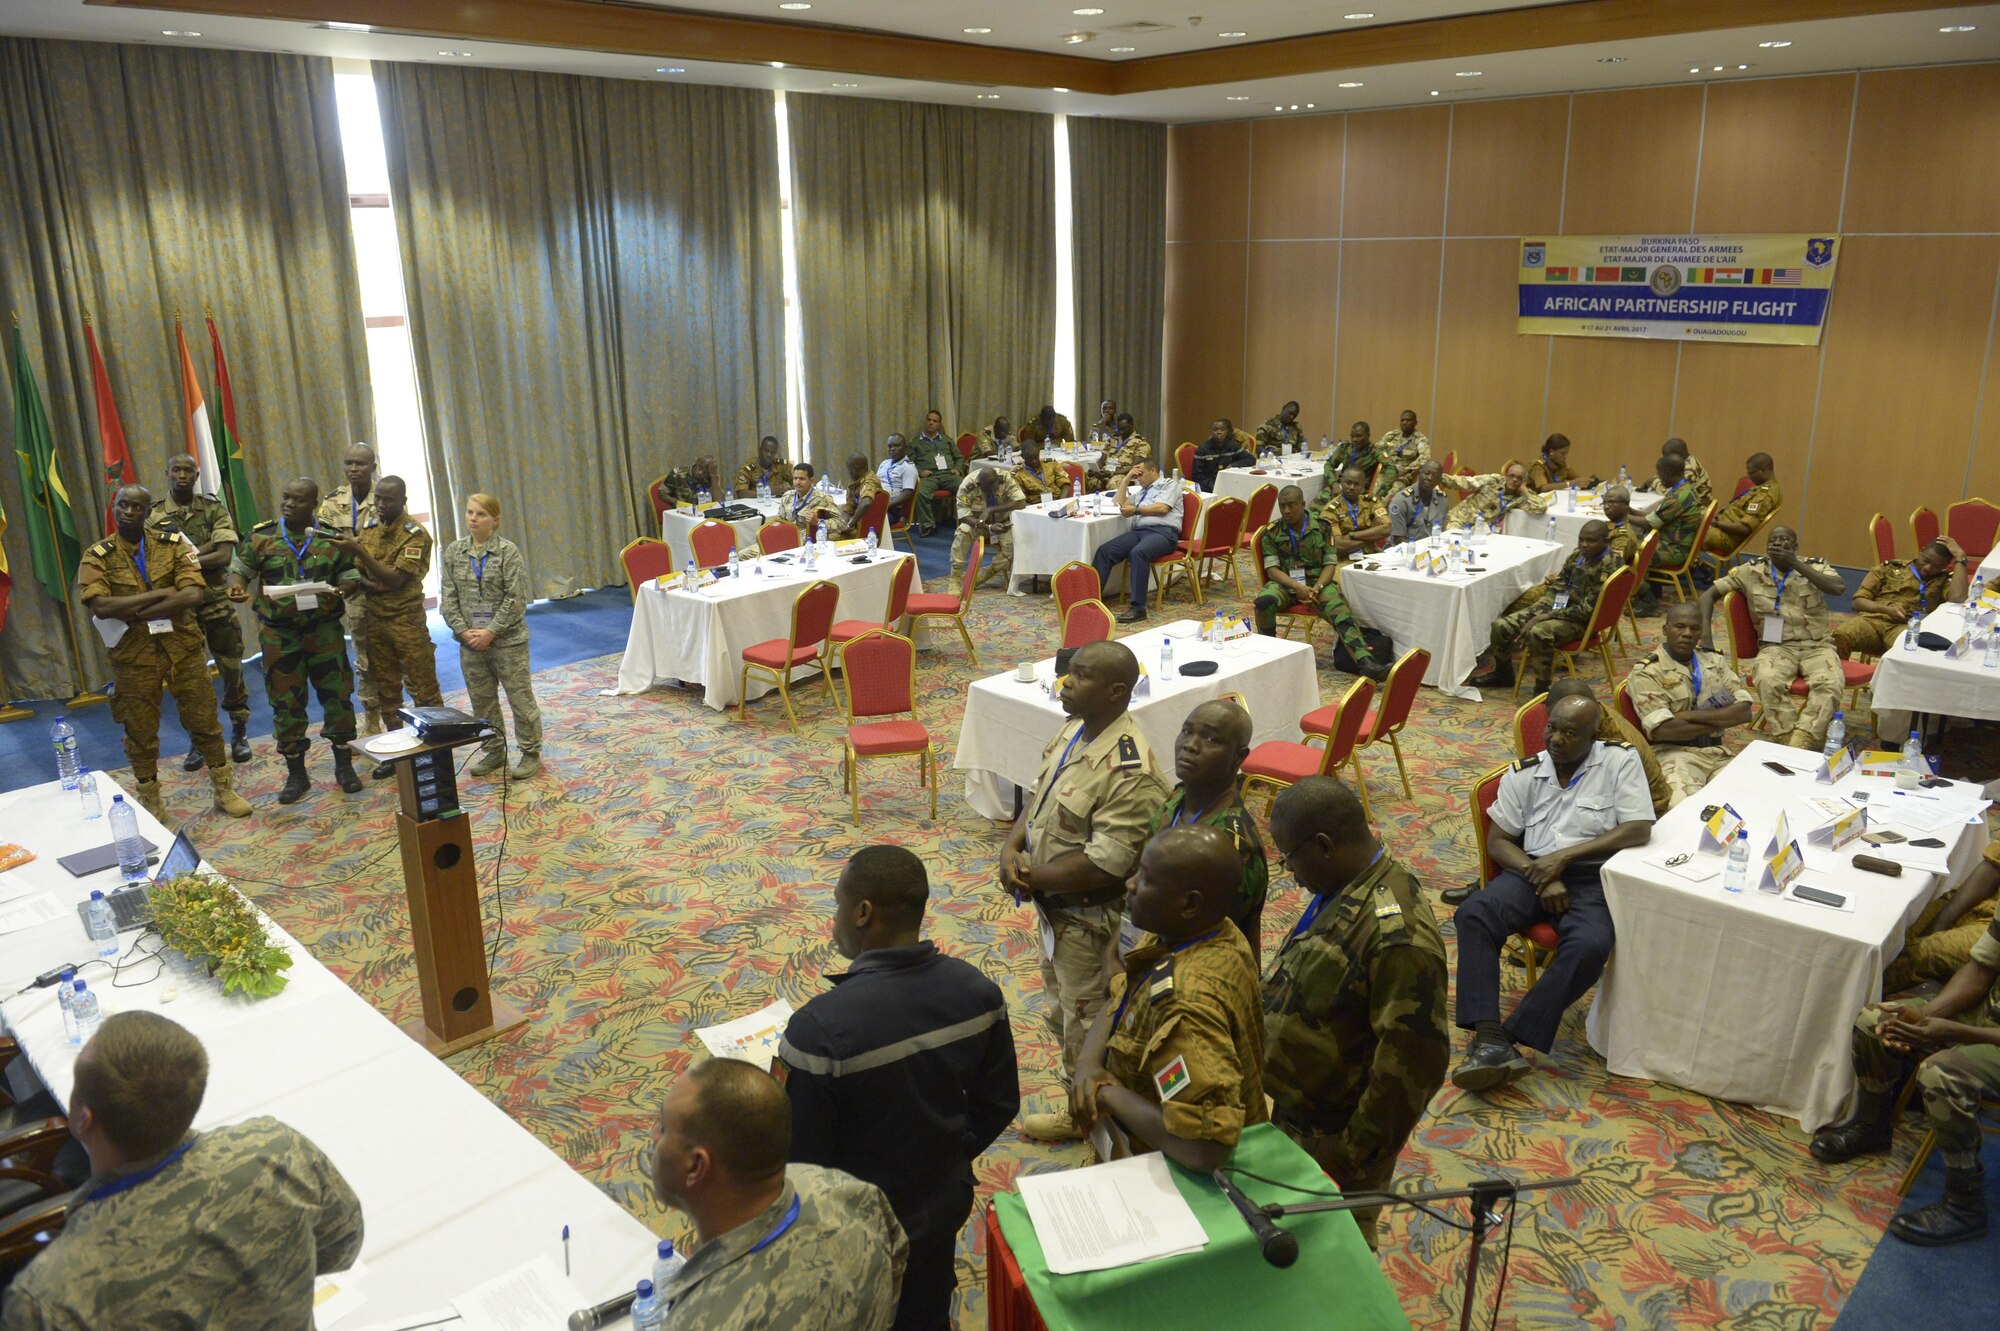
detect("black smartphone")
[1761,761,1796,776]
[1919,776,1952,790]
[1794,885,1847,907]
[1910,837,1947,849]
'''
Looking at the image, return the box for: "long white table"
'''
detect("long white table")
[953,621,1320,819]
[660,496,784,569]
[614,549,914,708]
[1213,459,1326,511]
[1870,600,2000,721]
[1007,497,1134,589]
[1585,741,1991,1131]
[1336,534,1565,700]
[0,776,657,1324]
[1504,489,1661,558]
[972,447,1103,478]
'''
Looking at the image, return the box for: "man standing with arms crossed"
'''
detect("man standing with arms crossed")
[150,454,252,768]
[1001,640,1168,1142]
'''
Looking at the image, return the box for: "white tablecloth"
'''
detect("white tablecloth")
[0,777,658,1322]
[972,448,1104,478]
[953,621,1320,819]
[1504,490,1661,558]
[1869,602,2000,721]
[1214,461,1325,510]
[1007,498,1134,586]
[659,496,783,568]
[1585,740,1991,1131]
[1337,535,1564,699]
[614,550,913,708]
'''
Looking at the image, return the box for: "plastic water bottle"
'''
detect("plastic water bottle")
[724,487,736,505]
[1905,614,1920,651]
[78,769,102,821]
[1160,635,1175,676]
[1545,514,1559,542]
[109,796,147,882]
[1567,483,1578,513]
[1618,464,1631,487]
[1822,711,1846,759]
[726,547,740,580]
[51,714,80,790]
[1071,474,1083,502]
[56,967,76,1044]
[1902,728,1928,776]
[86,890,118,959]
[651,1240,686,1299]
[1986,630,2000,670]
[1724,829,1750,895]
[865,528,879,555]
[1210,608,1225,643]
[631,1279,665,1331]
[70,980,101,1045]
[697,486,711,508]
[1429,520,1442,551]
[1318,434,1329,453]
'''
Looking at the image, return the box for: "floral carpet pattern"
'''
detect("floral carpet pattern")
[146,578,1979,1331]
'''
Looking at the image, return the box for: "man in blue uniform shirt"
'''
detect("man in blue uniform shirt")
[1091,460,1186,624]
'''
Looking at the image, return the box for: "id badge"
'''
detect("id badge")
[1762,614,1785,644]
[146,618,173,635]
[1036,903,1057,962]
[470,600,494,629]
[935,453,948,470]
[1116,914,1146,961]
[1550,592,1570,612]
[1288,567,1307,583]
[294,592,318,611]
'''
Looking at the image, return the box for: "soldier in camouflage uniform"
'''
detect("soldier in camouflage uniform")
[77,486,253,821]
[1262,777,1449,1247]
[1252,486,1389,682]
[660,455,724,509]
[227,477,365,803]
[778,463,842,540]
[439,492,543,779]
[1442,462,1548,530]
[150,454,252,767]
[1811,913,2000,1245]
[950,467,1026,590]
[973,415,1014,461]
[650,1059,906,1330]
[1643,452,1707,570]
[1695,526,1845,748]
[1626,604,1757,805]
[1321,466,1391,558]
[1373,409,1431,498]
[1835,537,1968,658]
[327,476,439,780]
[315,443,383,734]
[0,1012,362,1328]
[1600,485,1641,568]
[1253,401,1305,456]
[1324,420,1382,494]
[1471,519,1618,695]
[1146,701,1269,961]
[1072,827,1269,1170]
[1885,843,2000,995]
[1095,413,1152,487]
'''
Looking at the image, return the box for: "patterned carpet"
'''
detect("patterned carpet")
[141,574,1982,1331]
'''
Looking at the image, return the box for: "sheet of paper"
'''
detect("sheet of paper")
[1648,853,1722,884]
[451,1256,585,1331]
[0,893,68,936]
[313,1259,369,1328]
[91,615,127,648]
[694,998,796,1071]
[265,580,339,600]
[1017,1152,1209,1275]
[0,870,42,907]
[339,1314,458,1331]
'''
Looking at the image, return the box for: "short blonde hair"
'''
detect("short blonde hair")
[467,492,501,521]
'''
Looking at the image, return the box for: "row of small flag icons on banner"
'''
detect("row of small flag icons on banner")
[1543,265,1803,285]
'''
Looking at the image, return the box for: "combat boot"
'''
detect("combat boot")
[1809,1088,1895,1163]
[209,767,252,818]
[230,719,252,764]
[278,753,312,805]
[133,778,168,822]
[182,745,206,773]
[331,744,364,794]
[1888,1164,1988,1246]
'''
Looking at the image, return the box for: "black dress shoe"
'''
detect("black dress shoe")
[1115,608,1147,624]
[1808,1119,1893,1164]
[1354,655,1391,683]
[1440,881,1479,907]
[1450,1037,1531,1092]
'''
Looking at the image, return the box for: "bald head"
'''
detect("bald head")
[1074,639,1139,691]
[1546,695,1603,764]
[1546,677,1597,707]
[1129,827,1241,938]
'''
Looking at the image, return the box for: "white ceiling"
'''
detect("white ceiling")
[2,0,1996,121]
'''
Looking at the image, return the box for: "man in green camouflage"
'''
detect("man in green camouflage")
[1261,777,1449,1248]
[1254,400,1305,455]
[314,442,383,734]
[0,1011,362,1328]
[1470,519,1618,695]
[1251,485,1389,682]
[650,1058,907,1329]
[1644,451,1706,569]
[227,478,365,803]
[328,475,439,780]
[149,454,252,767]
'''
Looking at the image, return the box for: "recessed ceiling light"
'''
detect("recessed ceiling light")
[1689,66,1701,73]
[977,93,1001,100]
[780,2,812,8]
[1220,32,1248,39]
[1074,6,1104,13]
[656,66,685,73]
[161,29,202,37]
[1941,25,1977,33]
[1759,40,1792,48]
[1338,82,1363,88]
[1062,32,1093,44]
[832,82,859,88]
[1429,90,1440,96]
[1713,65,1724,71]
[1289,104,1299,110]
[1054,86,1070,92]
[1737,64,1750,70]
[315,21,372,32]
[1274,105,1283,111]
[1225,95,1250,101]
[1598,56,1627,64]
[1454,70,1482,77]
[1109,46,1135,52]
[1344,12,1375,18]
[964,27,992,34]
[437,50,471,57]
[770,61,787,68]
[1305,103,1315,109]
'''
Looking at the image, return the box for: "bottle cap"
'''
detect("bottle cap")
[660,1239,674,1257]
[90,890,105,901]
[74,980,86,993]
[637,1279,654,1298]
[112,795,125,805]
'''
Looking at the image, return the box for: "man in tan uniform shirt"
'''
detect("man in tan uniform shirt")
[1626,604,1756,806]
[1695,526,1845,749]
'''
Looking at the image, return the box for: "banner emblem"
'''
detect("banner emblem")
[1650,265,1683,296]
[1805,238,1835,268]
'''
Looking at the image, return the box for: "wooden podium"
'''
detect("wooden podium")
[372,729,526,1057]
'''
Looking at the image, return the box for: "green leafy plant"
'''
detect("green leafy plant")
[147,873,294,998]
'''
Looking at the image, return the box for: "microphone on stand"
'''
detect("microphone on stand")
[566,1289,638,1331]
[1213,1170,1299,1268]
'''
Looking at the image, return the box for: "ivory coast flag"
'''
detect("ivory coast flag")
[175,318,223,497]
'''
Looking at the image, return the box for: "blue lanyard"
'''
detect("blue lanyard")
[1286,521,1311,560]
[471,549,491,592]
[1909,562,1933,612]
[792,491,807,521]
[1496,495,1510,520]
[279,526,314,578]
[351,493,361,530]
[1771,567,1791,608]
[85,1140,193,1206]
[132,537,151,589]
[747,1195,802,1255]
[1169,790,1226,829]
[1113,928,1221,1030]
[1688,651,1704,702]
[1343,496,1360,526]
[1289,846,1385,941]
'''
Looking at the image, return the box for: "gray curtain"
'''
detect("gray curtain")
[1071,116,1166,439]
[376,64,784,597]
[789,95,1053,466]
[0,37,369,698]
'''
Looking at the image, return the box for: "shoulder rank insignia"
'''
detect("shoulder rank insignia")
[86,537,115,558]
[404,521,421,534]
[252,518,278,532]
[1599,739,1634,751]
[1373,899,1403,920]
[1148,956,1176,1001]
[1115,733,1143,768]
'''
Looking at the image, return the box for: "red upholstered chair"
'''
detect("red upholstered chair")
[1947,498,2000,558]
[1616,679,1643,732]
[836,630,934,825]
[1912,505,1940,552]
[619,537,673,599]
[1869,511,1897,565]
[1178,496,1247,602]
[1645,499,1718,603]
[1513,693,1550,761]
[1439,450,1458,476]
[738,579,839,734]
[1060,598,1114,650]
[647,475,672,531]
[857,490,890,544]
[830,556,914,651]
[756,521,801,555]
[1304,647,1429,801]
[1241,677,1377,820]
[689,520,738,569]
[1722,588,1875,714]
[1175,441,1195,480]
[1060,462,1087,494]
[1236,482,1279,564]
[1149,489,1212,606]
[956,433,978,464]
[1732,475,1755,499]
[1620,529,1660,650]
[1515,566,1636,696]
[1471,761,1560,984]
[1252,521,1324,644]
[1052,561,1101,627]
[908,536,982,665]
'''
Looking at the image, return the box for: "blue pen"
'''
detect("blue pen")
[562,1223,570,1276]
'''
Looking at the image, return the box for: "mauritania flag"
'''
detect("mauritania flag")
[175,319,223,497]
[10,326,82,602]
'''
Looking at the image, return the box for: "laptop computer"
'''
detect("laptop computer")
[75,829,200,934]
